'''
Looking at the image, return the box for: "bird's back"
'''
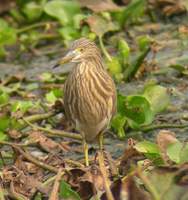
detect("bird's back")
[63,60,116,142]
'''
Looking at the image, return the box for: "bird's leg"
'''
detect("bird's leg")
[99,132,104,152]
[82,138,89,167]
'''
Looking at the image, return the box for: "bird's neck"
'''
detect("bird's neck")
[83,57,104,69]
[73,58,104,77]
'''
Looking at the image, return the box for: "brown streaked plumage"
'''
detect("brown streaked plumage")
[55,38,116,166]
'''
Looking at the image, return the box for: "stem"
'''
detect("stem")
[37,33,60,40]
[138,169,160,200]
[49,169,63,200]
[124,47,150,81]
[99,36,112,61]
[0,141,58,173]
[141,123,188,132]
[0,185,5,200]
[98,151,114,200]
[18,111,56,130]
[16,21,57,34]
[64,159,84,168]
[22,117,82,141]
[43,175,57,186]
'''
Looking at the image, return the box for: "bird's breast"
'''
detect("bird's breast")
[63,61,116,139]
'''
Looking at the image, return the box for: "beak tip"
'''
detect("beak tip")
[53,63,59,69]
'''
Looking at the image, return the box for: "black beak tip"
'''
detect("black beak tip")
[53,63,59,69]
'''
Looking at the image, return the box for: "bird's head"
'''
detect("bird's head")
[53,38,101,68]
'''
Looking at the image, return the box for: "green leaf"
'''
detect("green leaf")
[123,46,150,81]
[0,19,17,45]
[44,0,81,25]
[118,38,130,62]
[34,192,42,200]
[124,95,154,127]
[0,131,7,141]
[45,89,63,104]
[73,14,87,29]
[24,83,39,91]
[143,84,170,115]
[86,14,119,37]
[169,64,188,75]
[112,0,146,27]
[59,180,81,200]
[22,2,43,22]
[45,92,57,104]
[145,168,188,200]
[180,143,188,163]
[111,114,127,138]
[11,101,34,113]
[58,26,79,41]
[137,35,152,51]
[117,93,127,115]
[0,90,9,105]
[135,141,163,164]
[135,141,160,154]
[167,141,182,164]
[0,115,10,132]
[39,72,53,82]
[106,57,123,81]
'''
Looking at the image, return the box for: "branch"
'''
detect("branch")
[49,169,63,200]
[137,168,160,200]
[22,117,82,141]
[98,151,114,200]
[18,111,56,130]
[124,47,150,81]
[99,36,112,62]
[0,141,58,173]
[141,123,188,132]
[0,185,5,200]
[16,21,58,34]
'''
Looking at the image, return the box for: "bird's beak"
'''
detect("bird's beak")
[53,50,76,68]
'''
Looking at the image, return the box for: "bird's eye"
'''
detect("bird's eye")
[79,48,84,52]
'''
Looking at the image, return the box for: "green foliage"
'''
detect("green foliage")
[0,19,17,56]
[0,115,10,132]
[22,1,44,22]
[112,0,146,27]
[170,64,188,76]
[0,115,10,141]
[135,140,163,164]
[11,100,38,113]
[59,180,81,200]
[58,26,79,41]
[143,84,170,115]
[0,90,9,105]
[34,192,42,200]
[44,0,81,25]
[118,38,130,65]
[167,141,188,164]
[112,83,169,137]
[39,72,53,82]
[137,35,153,51]
[0,131,7,141]
[135,141,160,154]
[106,57,123,82]
[124,95,154,128]
[87,15,119,38]
[45,89,63,104]
[111,114,127,139]
[145,168,188,200]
